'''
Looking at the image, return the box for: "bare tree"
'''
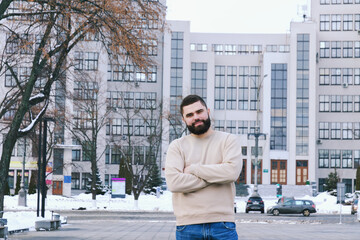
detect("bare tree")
[0,0,165,216]
[61,71,111,201]
[109,100,164,207]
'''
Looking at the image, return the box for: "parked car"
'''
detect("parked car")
[351,199,358,215]
[245,194,264,213]
[267,199,316,216]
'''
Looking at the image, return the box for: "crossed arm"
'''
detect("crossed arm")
[165,135,242,193]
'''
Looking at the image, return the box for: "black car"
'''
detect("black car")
[267,199,316,217]
[245,194,264,213]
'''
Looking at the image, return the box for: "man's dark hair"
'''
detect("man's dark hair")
[180,95,207,115]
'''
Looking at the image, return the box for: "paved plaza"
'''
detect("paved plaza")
[7,217,360,240]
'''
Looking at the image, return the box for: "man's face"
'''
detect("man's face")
[182,101,211,135]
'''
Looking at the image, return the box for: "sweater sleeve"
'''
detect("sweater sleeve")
[186,134,242,184]
[165,140,208,193]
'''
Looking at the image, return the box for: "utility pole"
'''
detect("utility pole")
[247,74,267,195]
[18,138,27,206]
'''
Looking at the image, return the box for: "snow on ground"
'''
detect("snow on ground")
[2,191,355,231]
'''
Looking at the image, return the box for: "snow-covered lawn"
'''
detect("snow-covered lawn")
[1,191,355,231]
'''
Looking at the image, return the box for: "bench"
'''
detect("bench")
[0,218,8,240]
[35,220,61,231]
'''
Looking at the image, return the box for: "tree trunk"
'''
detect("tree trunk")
[0,131,19,217]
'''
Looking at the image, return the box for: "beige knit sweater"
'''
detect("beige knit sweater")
[165,131,243,226]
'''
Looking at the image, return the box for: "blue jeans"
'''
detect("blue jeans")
[176,222,238,240]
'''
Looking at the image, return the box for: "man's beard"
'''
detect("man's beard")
[187,116,211,135]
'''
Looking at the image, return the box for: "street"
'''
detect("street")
[8,211,360,240]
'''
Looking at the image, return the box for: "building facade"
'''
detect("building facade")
[1,0,360,196]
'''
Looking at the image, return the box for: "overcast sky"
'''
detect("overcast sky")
[166,0,310,34]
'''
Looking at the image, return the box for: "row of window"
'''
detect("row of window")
[319,95,360,112]
[318,149,360,168]
[4,66,46,88]
[214,66,262,110]
[214,120,257,135]
[319,41,360,58]
[107,64,157,82]
[190,43,290,54]
[106,91,157,109]
[320,0,360,5]
[319,68,360,85]
[320,14,360,31]
[319,122,360,139]
[106,118,157,136]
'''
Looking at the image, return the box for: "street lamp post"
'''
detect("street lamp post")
[18,137,27,206]
[247,74,267,195]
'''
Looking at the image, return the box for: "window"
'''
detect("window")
[238,121,248,135]
[331,14,341,31]
[344,0,353,3]
[226,120,236,134]
[238,66,249,110]
[238,45,249,54]
[72,150,81,161]
[342,122,353,139]
[71,173,80,189]
[355,41,360,58]
[355,68,360,84]
[319,68,330,85]
[319,122,329,139]
[112,119,122,135]
[226,66,237,110]
[331,41,341,58]
[111,147,121,164]
[343,41,353,58]
[81,173,91,189]
[354,122,360,138]
[319,149,329,168]
[320,41,330,58]
[278,45,290,53]
[191,62,207,101]
[330,150,341,168]
[249,66,261,110]
[320,14,330,31]
[355,96,360,112]
[214,120,225,132]
[343,68,353,85]
[355,14,360,30]
[331,68,341,85]
[342,96,353,112]
[133,119,145,136]
[5,67,18,87]
[320,0,330,4]
[319,95,330,112]
[213,44,223,55]
[215,66,225,110]
[331,122,341,139]
[354,150,360,168]
[73,81,98,100]
[343,14,353,31]
[197,44,208,52]
[331,0,341,4]
[342,150,352,168]
[266,45,277,52]
[331,95,341,112]
[224,45,236,55]
[270,63,287,151]
[251,45,262,54]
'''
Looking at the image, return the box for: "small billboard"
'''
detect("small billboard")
[111,178,126,198]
